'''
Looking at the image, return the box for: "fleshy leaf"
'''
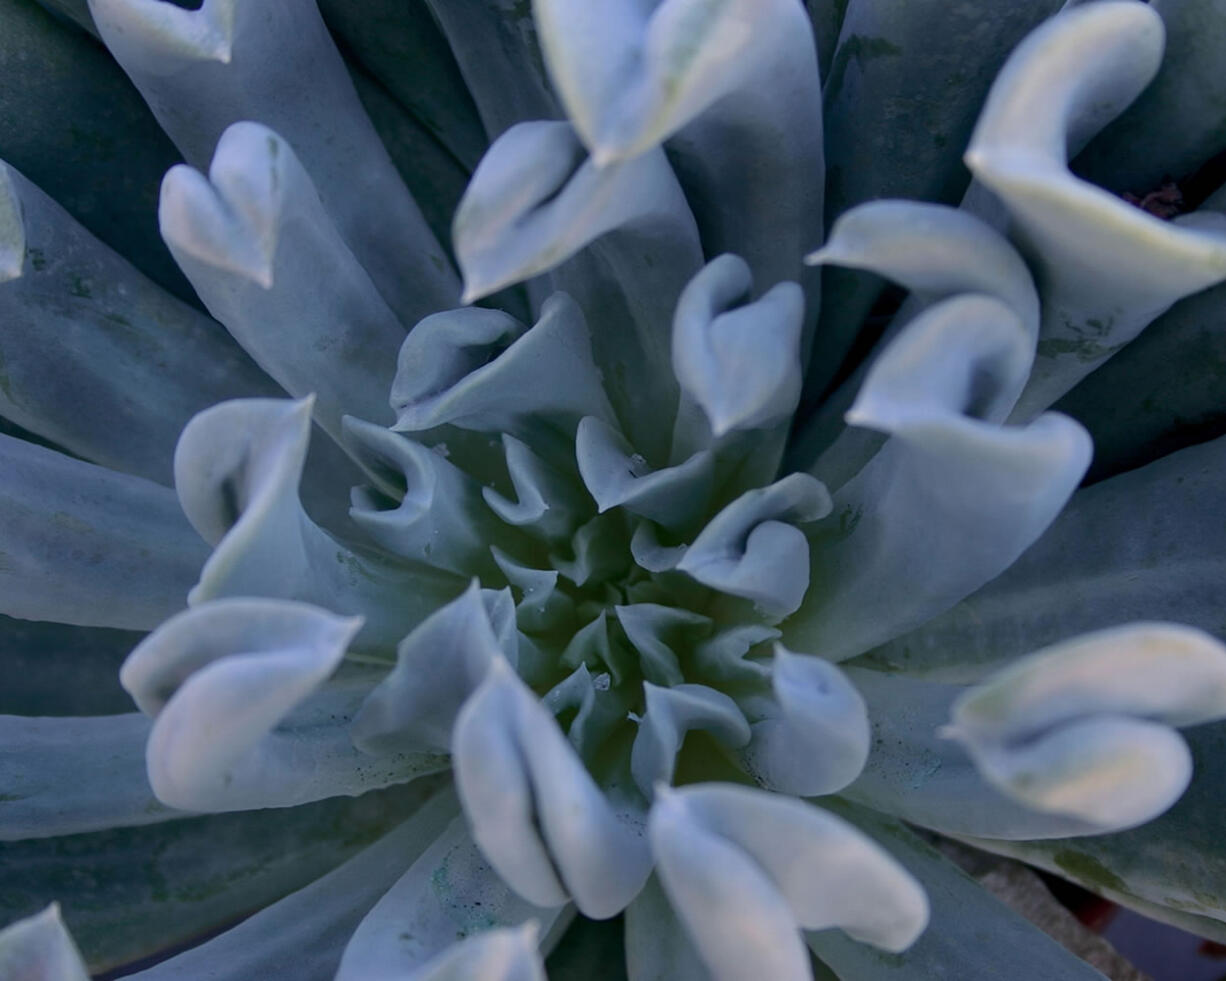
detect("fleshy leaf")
[453,658,652,918]
[533,0,824,319]
[786,295,1090,662]
[649,783,928,981]
[124,787,459,980]
[630,683,750,797]
[844,667,1161,839]
[0,905,88,981]
[1,780,441,973]
[737,645,869,797]
[857,434,1226,681]
[89,0,457,323]
[0,713,177,841]
[122,598,447,811]
[807,798,1113,981]
[344,418,527,579]
[0,161,277,485]
[964,0,1226,418]
[391,296,615,461]
[615,605,712,689]
[794,199,1041,481]
[159,123,408,438]
[944,623,1226,829]
[175,398,463,650]
[336,815,560,981]
[351,583,512,756]
[483,434,591,544]
[576,416,714,532]
[0,433,207,630]
[671,255,805,443]
[624,874,711,981]
[1074,0,1226,197]
[678,474,831,619]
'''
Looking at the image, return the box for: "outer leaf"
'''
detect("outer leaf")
[335,815,562,980]
[1074,0,1226,197]
[964,0,1226,418]
[0,905,88,981]
[124,786,459,980]
[786,295,1090,662]
[807,799,1109,981]
[89,0,457,323]
[174,398,464,651]
[0,780,442,973]
[0,433,207,630]
[159,123,409,439]
[855,435,1226,681]
[0,160,277,485]
[0,713,176,840]
[0,0,188,298]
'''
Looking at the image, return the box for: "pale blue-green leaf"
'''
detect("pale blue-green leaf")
[737,646,869,797]
[649,789,810,981]
[174,398,464,651]
[807,798,1110,981]
[964,1,1226,418]
[650,783,927,980]
[624,874,710,981]
[794,200,1038,479]
[315,0,487,170]
[0,713,178,840]
[843,667,1126,839]
[123,598,447,812]
[344,418,528,579]
[391,296,615,466]
[336,816,561,981]
[454,121,701,462]
[483,433,591,544]
[424,0,560,140]
[534,0,824,336]
[351,583,510,756]
[678,474,831,619]
[576,416,714,533]
[955,719,1226,941]
[543,664,627,764]
[89,0,457,323]
[347,67,470,258]
[0,160,277,485]
[804,0,1059,408]
[945,624,1226,829]
[822,0,1063,221]
[402,924,546,981]
[0,780,442,973]
[0,616,137,717]
[158,123,407,439]
[0,0,189,299]
[490,549,577,638]
[453,658,652,918]
[1074,0,1226,196]
[630,683,750,798]
[786,295,1089,661]
[125,787,459,980]
[614,605,712,689]
[0,905,88,981]
[854,435,1226,680]
[672,255,804,445]
[1053,275,1226,484]
[0,434,207,629]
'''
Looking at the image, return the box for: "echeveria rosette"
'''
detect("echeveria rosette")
[3,1,1226,980]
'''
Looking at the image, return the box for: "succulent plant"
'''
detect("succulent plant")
[2,0,1226,978]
